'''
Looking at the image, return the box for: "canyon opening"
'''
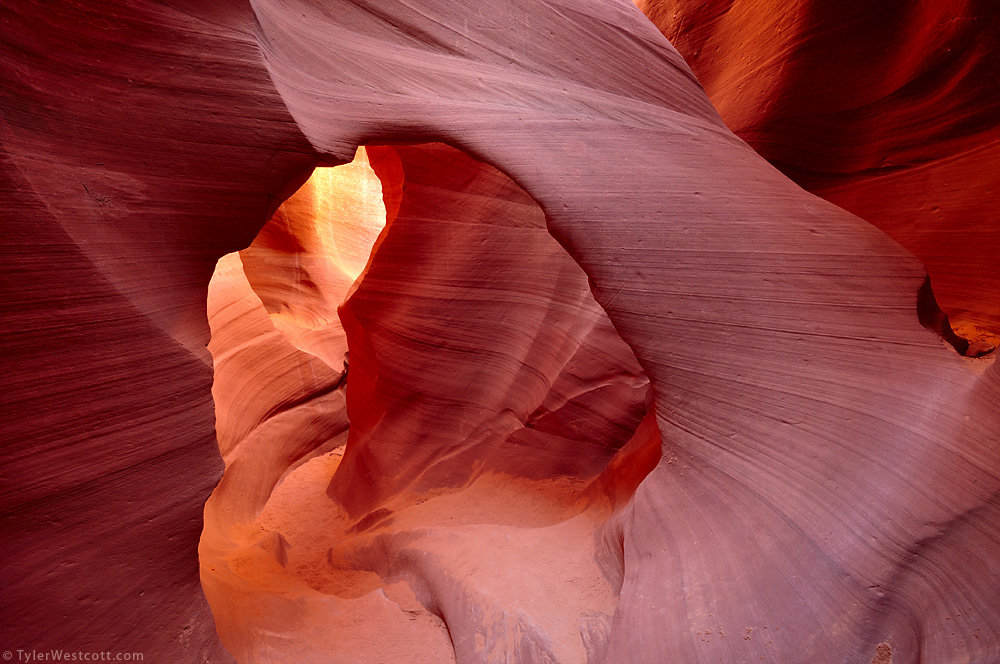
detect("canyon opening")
[200,144,659,662]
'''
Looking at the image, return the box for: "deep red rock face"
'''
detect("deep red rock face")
[3,1,999,663]
[332,144,652,510]
[636,0,1000,339]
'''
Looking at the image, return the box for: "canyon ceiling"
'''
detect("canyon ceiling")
[1,1,998,663]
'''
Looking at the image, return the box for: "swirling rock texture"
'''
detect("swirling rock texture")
[202,142,654,662]
[2,2,998,664]
[636,0,1000,344]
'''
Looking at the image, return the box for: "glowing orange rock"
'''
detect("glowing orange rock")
[202,141,654,661]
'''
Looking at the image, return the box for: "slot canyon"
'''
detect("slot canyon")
[2,1,998,663]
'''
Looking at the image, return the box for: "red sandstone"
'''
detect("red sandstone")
[2,2,998,663]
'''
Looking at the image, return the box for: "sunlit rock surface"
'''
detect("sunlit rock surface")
[2,1,998,663]
[202,142,654,662]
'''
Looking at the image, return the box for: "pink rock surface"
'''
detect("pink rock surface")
[638,0,1000,336]
[2,1,998,663]
[2,2,312,660]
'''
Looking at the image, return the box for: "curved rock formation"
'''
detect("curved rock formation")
[2,1,998,663]
[637,0,1000,339]
[202,142,654,662]
[2,2,314,660]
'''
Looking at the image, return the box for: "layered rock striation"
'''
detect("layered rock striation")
[638,0,1000,339]
[202,142,655,662]
[2,1,998,663]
